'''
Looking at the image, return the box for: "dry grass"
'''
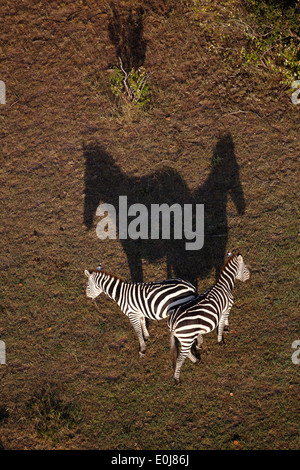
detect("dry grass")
[0,0,299,450]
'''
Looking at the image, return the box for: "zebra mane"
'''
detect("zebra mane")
[218,250,240,280]
[91,268,125,283]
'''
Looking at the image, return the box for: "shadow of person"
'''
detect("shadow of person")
[167,133,246,283]
[83,132,246,287]
[108,3,146,72]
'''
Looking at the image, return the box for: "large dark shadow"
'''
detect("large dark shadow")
[168,133,246,284]
[108,3,146,72]
[83,133,246,287]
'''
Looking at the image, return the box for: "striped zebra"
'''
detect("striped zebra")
[84,265,197,357]
[168,251,250,384]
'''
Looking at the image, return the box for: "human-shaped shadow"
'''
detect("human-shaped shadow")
[83,133,246,288]
[167,133,246,283]
[108,3,146,72]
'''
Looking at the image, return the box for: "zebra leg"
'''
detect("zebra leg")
[189,339,201,363]
[196,334,203,350]
[174,347,191,385]
[128,313,146,357]
[218,316,226,344]
[140,314,150,339]
[188,350,199,363]
[224,306,232,332]
[218,309,231,342]
[224,309,231,332]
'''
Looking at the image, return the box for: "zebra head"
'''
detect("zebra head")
[84,268,103,299]
[234,254,250,282]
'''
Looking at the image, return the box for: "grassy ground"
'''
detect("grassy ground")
[0,0,299,450]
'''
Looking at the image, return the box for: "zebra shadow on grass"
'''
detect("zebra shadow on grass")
[83,133,246,288]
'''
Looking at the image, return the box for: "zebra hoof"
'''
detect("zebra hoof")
[139,351,146,358]
[224,326,229,332]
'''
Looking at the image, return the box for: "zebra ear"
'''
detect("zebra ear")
[228,249,239,258]
[84,269,91,278]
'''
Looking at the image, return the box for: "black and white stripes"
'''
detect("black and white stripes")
[168,252,250,384]
[85,251,250,382]
[85,266,197,357]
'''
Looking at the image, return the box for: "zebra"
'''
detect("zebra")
[168,251,250,384]
[84,264,197,357]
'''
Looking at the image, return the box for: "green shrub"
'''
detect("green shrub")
[241,0,300,84]
[110,64,150,109]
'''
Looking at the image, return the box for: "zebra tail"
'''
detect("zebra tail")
[170,331,179,369]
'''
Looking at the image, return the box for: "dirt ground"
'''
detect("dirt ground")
[0,0,299,450]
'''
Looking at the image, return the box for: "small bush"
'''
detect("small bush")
[241,0,300,84]
[110,61,150,109]
[26,384,82,441]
